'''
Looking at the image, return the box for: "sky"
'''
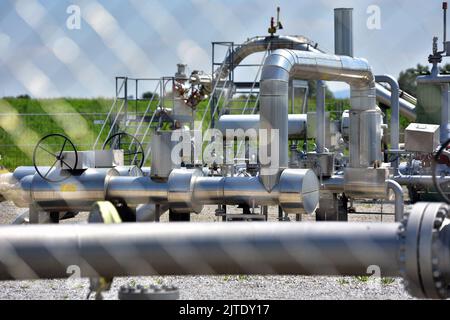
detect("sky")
[0,0,446,98]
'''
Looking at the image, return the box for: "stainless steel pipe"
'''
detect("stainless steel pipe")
[394,175,450,186]
[106,176,169,206]
[386,179,404,222]
[29,168,119,211]
[0,221,401,280]
[216,114,307,140]
[334,8,353,57]
[376,75,400,172]
[107,169,319,215]
[316,80,326,153]
[375,83,416,121]
[259,48,377,189]
[216,35,322,79]
[0,202,448,299]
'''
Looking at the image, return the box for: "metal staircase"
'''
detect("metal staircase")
[93,77,162,165]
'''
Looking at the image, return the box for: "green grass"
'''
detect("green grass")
[337,278,350,285]
[0,97,163,170]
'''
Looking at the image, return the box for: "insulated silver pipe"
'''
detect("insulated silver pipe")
[193,169,319,214]
[316,80,326,153]
[106,169,319,215]
[29,168,119,211]
[394,175,450,186]
[375,83,416,121]
[193,176,278,205]
[216,114,307,140]
[0,202,449,299]
[334,8,353,57]
[386,179,404,222]
[260,49,377,185]
[106,176,169,206]
[0,221,401,280]
[216,35,322,79]
[376,75,400,171]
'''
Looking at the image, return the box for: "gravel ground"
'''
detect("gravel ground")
[0,201,413,300]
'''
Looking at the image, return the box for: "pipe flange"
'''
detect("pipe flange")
[400,202,449,299]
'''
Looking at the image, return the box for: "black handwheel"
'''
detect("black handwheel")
[33,133,78,183]
[102,132,144,168]
[432,138,450,203]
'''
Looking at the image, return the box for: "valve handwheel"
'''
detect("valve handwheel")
[102,132,144,168]
[33,133,78,182]
[432,137,450,203]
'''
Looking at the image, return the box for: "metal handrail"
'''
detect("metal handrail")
[128,81,161,150]
[236,44,271,157]
[134,102,162,164]
[93,78,127,149]
[98,99,126,150]
[240,42,271,115]
[92,98,118,149]
[199,50,232,130]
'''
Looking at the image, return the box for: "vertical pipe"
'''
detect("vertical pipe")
[124,77,128,121]
[444,2,448,45]
[386,179,404,222]
[291,80,295,114]
[316,80,326,153]
[278,206,283,221]
[441,83,450,143]
[259,60,290,191]
[155,204,160,222]
[375,75,400,172]
[334,8,354,57]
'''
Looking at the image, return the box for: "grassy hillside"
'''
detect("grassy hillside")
[0,97,114,169]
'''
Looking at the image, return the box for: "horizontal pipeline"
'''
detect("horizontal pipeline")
[0,221,400,280]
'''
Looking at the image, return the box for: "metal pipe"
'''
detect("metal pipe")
[394,175,450,186]
[216,114,307,140]
[0,221,401,280]
[192,169,319,214]
[107,169,318,215]
[320,175,345,193]
[213,30,416,122]
[259,49,376,188]
[106,176,169,206]
[375,83,416,121]
[216,35,322,79]
[376,75,400,172]
[136,203,169,222]
[193,176,279,205]
[316,80,326,153]
[442,83,450,143]
[386,179,404,222]
[444,2,447,45]
[28,168,119,211]
[334,8,353,57]
[0,202,448,299]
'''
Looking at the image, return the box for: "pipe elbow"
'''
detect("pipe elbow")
[260,49,296,82]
